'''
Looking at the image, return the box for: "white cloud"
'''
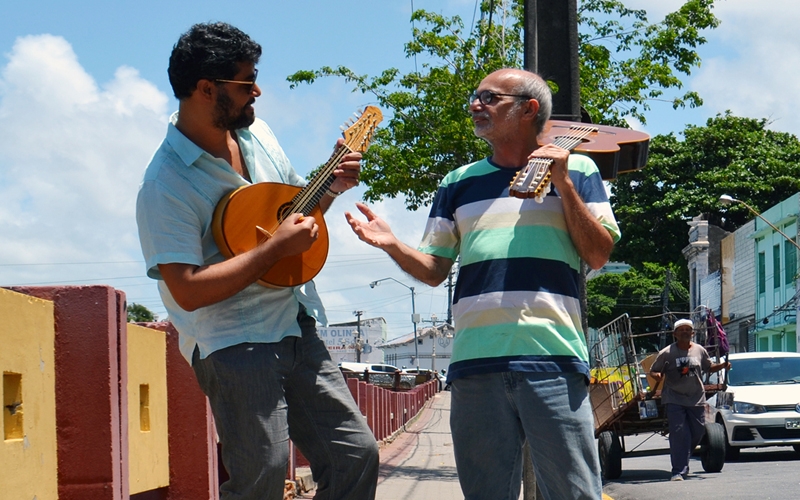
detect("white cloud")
[691,0,800,135]
[0,34,444,332]
[0,35,167,291]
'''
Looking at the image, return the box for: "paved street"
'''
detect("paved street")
[603,433,800,500]
[376,391,462,499]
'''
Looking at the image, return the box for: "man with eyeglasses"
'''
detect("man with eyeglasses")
[136,22,378,500]
[345,68,619,499]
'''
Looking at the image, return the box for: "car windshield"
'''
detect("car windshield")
[728,357,800,386]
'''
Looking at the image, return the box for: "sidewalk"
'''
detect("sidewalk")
[376,391,461,499]
[297,390,614,499]
[295,390,460,499]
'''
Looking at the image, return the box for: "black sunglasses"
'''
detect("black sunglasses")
[215,68,259,93]
[469,89,531,106]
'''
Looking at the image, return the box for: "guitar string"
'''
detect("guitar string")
[288,116,377,215]
[514,126,596,193]
[269,120,374,232]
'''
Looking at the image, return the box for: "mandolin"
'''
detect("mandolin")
[212,106,383,287]
[509,120,650,201]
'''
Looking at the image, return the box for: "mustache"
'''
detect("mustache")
[471,112,489,121]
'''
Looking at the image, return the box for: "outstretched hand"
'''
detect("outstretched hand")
[344,202,397,249]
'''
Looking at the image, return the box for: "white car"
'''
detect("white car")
[708,352,800,459]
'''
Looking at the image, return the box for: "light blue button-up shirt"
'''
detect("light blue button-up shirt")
[136,113,327,363]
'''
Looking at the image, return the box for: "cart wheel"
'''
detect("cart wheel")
[701,422,726,472]
[598,431,622,480]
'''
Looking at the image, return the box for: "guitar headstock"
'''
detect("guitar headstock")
[341,106,383,152]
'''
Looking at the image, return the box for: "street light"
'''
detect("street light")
[370,277,419,368]
[719,195,800,252]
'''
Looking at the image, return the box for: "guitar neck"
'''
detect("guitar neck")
[287,144,351,217]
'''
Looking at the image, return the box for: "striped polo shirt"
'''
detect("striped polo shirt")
[418,155,621,383]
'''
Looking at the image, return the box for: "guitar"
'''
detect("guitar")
[509,120,650,201]
[212,106,383,287]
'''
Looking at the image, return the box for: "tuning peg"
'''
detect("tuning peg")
[340,125,347,132]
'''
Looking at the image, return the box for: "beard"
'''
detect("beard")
[212,87,256,131]
[472,103,524,144]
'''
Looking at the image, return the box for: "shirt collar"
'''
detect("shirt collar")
[165,111,206,167]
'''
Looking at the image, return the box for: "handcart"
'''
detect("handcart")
[589,313,728,480]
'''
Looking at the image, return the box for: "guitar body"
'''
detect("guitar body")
[211,105,382,288]
[212,182,329,288]
[540,120,650,180]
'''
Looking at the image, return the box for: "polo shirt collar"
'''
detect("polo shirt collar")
[164,112,206,167]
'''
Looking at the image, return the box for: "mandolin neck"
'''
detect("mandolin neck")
[289,144,351,217]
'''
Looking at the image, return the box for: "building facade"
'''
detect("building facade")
[321,317,387,365]
[748,194,798,352]
[690,194,799,353]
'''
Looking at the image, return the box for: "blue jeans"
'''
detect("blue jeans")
[192,314,379,500]
[666,403,705,476]
[450,371,602,500]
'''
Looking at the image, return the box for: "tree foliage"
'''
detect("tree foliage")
[611,112,800,272]
[288,0,719,208]
[127,303,157,323]
[587,262,689,351]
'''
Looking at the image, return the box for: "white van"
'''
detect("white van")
[339,362,402,374]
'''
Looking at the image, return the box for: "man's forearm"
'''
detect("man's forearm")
[558,178,614,270]
[381,240,452,288]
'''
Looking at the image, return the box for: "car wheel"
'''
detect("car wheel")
[701,422,726,473]
[598,430,622,480]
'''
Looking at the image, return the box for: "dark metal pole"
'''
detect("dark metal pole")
[523,0,581,122]
[521,3,583,498]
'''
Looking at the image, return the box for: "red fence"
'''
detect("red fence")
[3,285,438,499]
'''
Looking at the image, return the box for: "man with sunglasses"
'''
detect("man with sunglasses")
[346,68,619,499]
[136,22,378,500]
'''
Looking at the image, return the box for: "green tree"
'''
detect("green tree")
[611,112,800,272]
[587,262,689,351]
[288,0,719,209]
[127,303,157,323]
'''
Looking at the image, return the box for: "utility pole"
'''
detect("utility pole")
[445,266,456,326]
[661,269,672,349]
[522,4,579,498]
[353,310,364,362]
[420,314,441,372]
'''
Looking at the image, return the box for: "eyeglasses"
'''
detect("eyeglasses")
[469,89,531,106]
[215,68,259,92]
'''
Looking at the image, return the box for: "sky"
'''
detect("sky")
[1,0,799,344]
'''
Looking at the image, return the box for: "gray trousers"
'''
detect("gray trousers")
[666,403,706,476]
[192,314,379,500]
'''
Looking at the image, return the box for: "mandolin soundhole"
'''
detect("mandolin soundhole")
[277,202,293,223]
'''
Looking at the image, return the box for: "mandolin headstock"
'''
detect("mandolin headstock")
[341,106,383,152]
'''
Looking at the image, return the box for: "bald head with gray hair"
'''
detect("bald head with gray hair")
[508,69,552,134]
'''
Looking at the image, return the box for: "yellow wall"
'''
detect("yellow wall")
[127,324,169,494]
[0,288,58,499]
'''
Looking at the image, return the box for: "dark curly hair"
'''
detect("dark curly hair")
[168,22,262,99]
